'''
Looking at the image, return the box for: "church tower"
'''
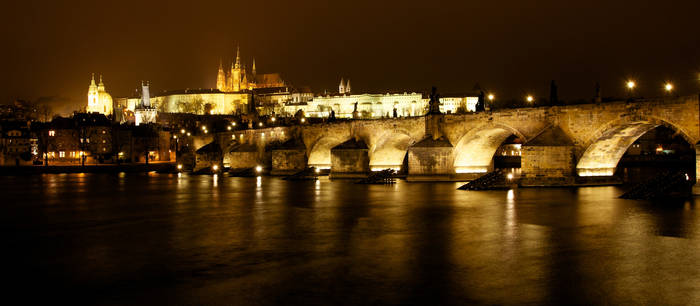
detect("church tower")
[86,74,113,115]
[216,59,226,91]
[345,79,351,94]
[228,61,235,91]
[241,63,248,90]
[232,46,242,91]
[339,78,345,94]
[87,74,98,109]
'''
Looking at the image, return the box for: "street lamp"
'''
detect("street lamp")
[626,80,636,90]
[488,94,495,101]
[664,83,673,92]
[526,95,534,103]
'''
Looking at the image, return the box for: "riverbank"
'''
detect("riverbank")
[0,163,174,175]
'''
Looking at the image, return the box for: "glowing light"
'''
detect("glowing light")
[526,95,534,102]
[255,165,263,173]
[227,126,231,131]
[201,126,206,131]
[180,129,185,134]
[187,132,191,136]
[232,122,236,126]
[258,122,263,127]
[314,168,320,173]
[204,130,208,134]
[209,110,214,115]
[173,135,177,139]
[177,164,183,170]
[488,94,495,101]
[577,168,615,177]
[665,83,673,92]
[300,118,306,123]
[212,164,219,171]
[507,173,514,180]
[626,80,636,89]
[455,167,488,174]
[507,189,515,200]
[271,117,276,122]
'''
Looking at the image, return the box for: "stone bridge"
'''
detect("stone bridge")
[198,95,700,188]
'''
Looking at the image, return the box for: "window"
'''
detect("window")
[48,130,55,137]
[59,151,65,158]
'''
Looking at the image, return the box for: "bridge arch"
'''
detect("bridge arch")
[307,135,353,169]
[369,130,416,171]
[576,117,695,177]
[453,124,527,174]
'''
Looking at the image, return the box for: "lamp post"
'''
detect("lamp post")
[626,80,636,100]
[664,82,673,94]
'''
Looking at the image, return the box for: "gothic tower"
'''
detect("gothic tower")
[339,78,345,94]
[232,46,242,91]
[216,59,226,91]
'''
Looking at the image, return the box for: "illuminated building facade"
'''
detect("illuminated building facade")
[86,74,113,115]
[285,83,479,119]
[134,82,157,126]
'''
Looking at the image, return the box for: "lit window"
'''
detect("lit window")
[59,151,65,158]
[86,138,90,143]
[48,130,55,137]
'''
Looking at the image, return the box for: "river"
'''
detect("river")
[1,173,699,305]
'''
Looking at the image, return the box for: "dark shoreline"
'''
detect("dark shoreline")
[0,163,174,175]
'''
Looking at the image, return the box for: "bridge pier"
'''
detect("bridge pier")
[693,143,700,195]
[330,139,370,179]
[271,149,307,176]
[406,137,454,181]
[520,127,576,186]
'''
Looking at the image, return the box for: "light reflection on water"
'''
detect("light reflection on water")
[1,174,700,305]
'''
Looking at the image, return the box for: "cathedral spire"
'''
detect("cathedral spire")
[216,58,226,91]
[252,58,256,77]
[90,73,96,86]
[346,79,351,93]
[235,45,241,69]
[339,78,345,94]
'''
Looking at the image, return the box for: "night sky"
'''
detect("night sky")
[2,0,699,113]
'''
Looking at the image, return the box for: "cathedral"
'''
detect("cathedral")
[216,46,285,92]
[87,74,113,115]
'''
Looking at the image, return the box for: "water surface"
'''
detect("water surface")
[1,173,699,305]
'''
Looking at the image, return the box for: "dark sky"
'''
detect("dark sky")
[2,0,700,113]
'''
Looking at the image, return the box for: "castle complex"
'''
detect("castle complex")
[101,46,478,122]
[216,46,285,92]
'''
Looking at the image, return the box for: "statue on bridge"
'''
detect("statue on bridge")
[427,87,442,115]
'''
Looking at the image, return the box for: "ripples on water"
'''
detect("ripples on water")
[1,173,699,305]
